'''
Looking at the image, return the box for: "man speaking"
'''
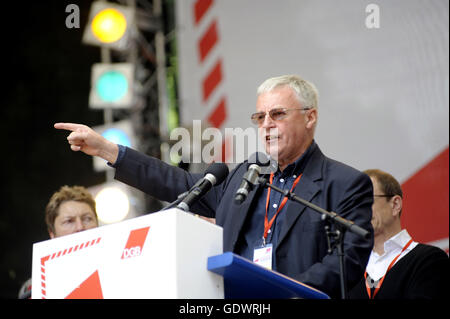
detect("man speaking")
[55,74,374,298]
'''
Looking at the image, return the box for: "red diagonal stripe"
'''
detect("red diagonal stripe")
[194,0,214,25]
[202,60,222,102]
[199,20,218,62]
[207,97,227,128]
[401,146,449,243]
[66,270,103,299]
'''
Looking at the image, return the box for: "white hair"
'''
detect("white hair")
[257,74,319,109]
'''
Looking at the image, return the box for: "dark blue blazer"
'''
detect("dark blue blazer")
[114,144,374,298]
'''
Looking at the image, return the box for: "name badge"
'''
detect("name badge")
[253,244,273,270]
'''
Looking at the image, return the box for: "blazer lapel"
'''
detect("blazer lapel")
[276,175,320,246]
[226,183,262,251]
[276,145,325,247]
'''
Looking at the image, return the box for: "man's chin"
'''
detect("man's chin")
[265,145,280,161]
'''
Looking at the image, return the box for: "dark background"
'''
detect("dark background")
[1,1,166,298]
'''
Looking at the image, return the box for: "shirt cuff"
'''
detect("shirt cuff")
[107,144,126,168]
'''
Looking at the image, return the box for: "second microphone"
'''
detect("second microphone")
[177,162,229,212]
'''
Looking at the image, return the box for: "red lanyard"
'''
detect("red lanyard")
[364,238,414,299]
[263,172,302,241]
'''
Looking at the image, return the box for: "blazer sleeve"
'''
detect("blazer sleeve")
[295,165,374,298]
[113,147,223,217]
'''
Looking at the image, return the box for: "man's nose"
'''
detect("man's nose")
[260,113,276,128]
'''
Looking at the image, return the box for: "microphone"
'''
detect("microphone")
[177,162,229,212]
[234,164,261,205]
[234,152,271,205]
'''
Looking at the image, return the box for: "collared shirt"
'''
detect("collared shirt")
[235,141,318,269]
[366,229,418,281]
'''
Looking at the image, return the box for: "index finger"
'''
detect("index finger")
[54,122,85,132]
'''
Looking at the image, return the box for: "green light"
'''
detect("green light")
[96,71,128,102]
[102,128,131,147]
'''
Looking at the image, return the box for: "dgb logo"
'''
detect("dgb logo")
[121,227,150,259]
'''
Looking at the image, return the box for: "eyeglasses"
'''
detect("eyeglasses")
[373,194,394,199]
[251,107,312,125]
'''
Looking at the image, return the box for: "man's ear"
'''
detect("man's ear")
[306,108,318,129]
[391,195,403,218]
[49,230,55,239]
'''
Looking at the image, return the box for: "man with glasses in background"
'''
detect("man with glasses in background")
[349,169,449,299]
[54,75,374,298]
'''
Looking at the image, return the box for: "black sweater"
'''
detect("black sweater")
[349,243,449,299]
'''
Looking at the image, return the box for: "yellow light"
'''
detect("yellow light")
[91,8,127,43]
[95,186,130,224]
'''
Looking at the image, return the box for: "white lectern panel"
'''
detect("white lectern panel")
[31,209,223,299]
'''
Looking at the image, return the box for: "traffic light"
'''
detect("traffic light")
[89,62,134,109]
[82,1,135,51]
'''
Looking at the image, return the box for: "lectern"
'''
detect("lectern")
[32,208,329,299]
[32,209,224,299]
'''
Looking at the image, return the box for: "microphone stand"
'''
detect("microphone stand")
[258,177,370,300]
[161,191,189,211]
[163,172,211,212]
